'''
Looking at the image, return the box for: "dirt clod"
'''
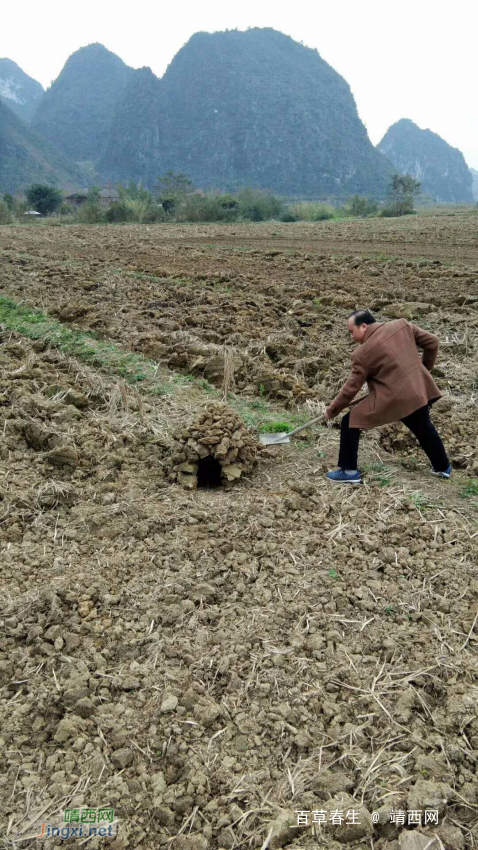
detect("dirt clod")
[168,403,258,488]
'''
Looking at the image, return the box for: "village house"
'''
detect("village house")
[64,189,120,209]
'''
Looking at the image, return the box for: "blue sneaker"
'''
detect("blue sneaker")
[326,469,362,484]
[431,465,452,479]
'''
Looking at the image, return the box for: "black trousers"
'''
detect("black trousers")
[338,404,450,472]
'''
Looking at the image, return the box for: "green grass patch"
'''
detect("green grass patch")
[0,296,198,392]
[172,373,196,384]
[258,421,294,434]
[0,295,321,440]
[230,397,312,434]
[460,479,478,499]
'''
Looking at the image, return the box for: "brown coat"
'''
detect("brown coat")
[326,319,442,429]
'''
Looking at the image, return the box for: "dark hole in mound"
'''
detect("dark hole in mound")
[197,456,223,488]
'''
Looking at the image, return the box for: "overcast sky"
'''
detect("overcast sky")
[2,0,477,168]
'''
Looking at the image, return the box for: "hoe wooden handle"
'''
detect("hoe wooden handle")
[284,414,325,439]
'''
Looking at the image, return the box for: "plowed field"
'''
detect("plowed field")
[1,214,477,850]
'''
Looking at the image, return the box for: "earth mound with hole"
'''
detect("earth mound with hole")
[168,403,259,489]
[0,215,477,849]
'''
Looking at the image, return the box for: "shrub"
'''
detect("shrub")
[156,171,195,217]
[289,202,334,221]
[179,193,240,222]
[142,205,167,223]
[381,175,421,217]
[3,193,25,217]
[25,184,63,215]
[346,195,378,217]
[78,201,104,223]
[116,182,162,222]
[0,201,12,224]
[106,196,164,223]
[76,186,103,223]
[380,200,416,217]
[236,188,284,221]
[280,211,299,222]
[105,202,135,223]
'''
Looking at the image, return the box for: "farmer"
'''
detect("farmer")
[323,309,451,484]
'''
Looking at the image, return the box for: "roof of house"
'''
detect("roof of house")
[64,191,88,200]
[64,189,120,200]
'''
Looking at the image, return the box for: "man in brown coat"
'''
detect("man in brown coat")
[324,309,451,484]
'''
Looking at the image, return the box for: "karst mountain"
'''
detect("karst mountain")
[0,98,81,194]
[32,43,134,165]
[377,119,473,203]
[2,33,475,200]
[100,28,393,196]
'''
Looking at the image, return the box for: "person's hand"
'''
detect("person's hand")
[321,410,332,427]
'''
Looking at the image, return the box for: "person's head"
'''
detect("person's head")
[347,309,376,343]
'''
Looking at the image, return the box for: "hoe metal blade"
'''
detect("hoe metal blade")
[258,413,326,446]
[259,432,291,445]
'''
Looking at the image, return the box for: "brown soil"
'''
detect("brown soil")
[0,215,477,850]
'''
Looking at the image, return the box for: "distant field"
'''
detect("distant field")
[1,212,477,849]
[13,207,478,262]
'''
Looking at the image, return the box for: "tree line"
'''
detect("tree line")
[0,173,422,224]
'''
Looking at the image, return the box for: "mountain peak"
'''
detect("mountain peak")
[33,44,134,162]
[0,58,44,123]
[62,42,129,63]
[378,120,473,202]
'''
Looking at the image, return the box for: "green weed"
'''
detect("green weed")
[0,296,169,388]
[363,462,394,487]
[149,385,174,396]
[249,399,269,412]
[410,490,431,510]
[0,295,328,445]
[200,379,217,394]
[460,479,478,499]
[258,421,293,434]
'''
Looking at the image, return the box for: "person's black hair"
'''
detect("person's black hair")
[348,309,376,326]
